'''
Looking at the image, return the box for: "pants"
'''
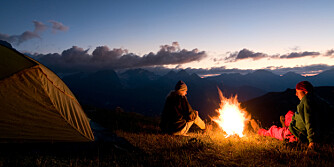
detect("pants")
[258,110,297,142]
[173,115,206,135]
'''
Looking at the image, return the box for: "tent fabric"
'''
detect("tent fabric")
[0,45,37,80]
[0,44,94,142]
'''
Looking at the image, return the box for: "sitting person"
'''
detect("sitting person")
[253,81,332,149]
[160,80,206,135]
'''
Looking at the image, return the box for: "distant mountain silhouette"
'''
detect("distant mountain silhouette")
[309,69,334,86]
[62,68,334,120]
[281,72,305,88]
[207,69,334,92]
[119,68,159,88]
[63,70,123,109]
[207,70,286,92]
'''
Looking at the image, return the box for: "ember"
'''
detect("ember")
[212,89,249,137]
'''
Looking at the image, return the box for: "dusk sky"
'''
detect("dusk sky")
[1,0,334,76]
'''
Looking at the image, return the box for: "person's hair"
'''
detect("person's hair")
[296,81,314,92]
[175,80,187,91]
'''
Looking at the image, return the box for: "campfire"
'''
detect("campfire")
[212,89,249,137]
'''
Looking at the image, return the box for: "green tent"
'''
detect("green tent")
[0,43,94,142]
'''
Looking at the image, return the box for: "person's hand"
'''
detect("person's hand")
[308,142,315,150]
[306,142,318,155]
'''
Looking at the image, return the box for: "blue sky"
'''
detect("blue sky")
[1,0,334,75]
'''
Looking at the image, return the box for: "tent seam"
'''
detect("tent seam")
[35,66,94,141]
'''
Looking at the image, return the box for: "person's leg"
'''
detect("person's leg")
[283,128,298,142]
[258,125,285,140]
[173,115,206,135]
[193,115,206,129]
[173,121,194,136]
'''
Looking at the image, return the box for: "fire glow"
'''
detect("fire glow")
[212,89,248,137]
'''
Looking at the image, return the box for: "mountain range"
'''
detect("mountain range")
[62,68,334,123]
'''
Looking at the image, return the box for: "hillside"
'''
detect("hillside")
[242,86,334,128]
[1,109,334,166]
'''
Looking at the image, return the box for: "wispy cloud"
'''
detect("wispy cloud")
[49,20,69,33]
[223,48,327,62]
[289,46,301,51]
[30,42,207,73]
[176,64,334,77]
[279,51,320,59]
[225,49,268,62]
[33,21,48,33]
[0,20,68,45]
[0,30,40,45]
[263,64,334,75]
[325,49,334,57]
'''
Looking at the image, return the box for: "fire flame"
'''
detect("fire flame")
[212,89,248,137]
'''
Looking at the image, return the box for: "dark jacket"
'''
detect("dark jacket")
[160,91,197,134]
[289,92,330,143]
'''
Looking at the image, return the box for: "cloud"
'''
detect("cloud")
[325,49,334,57]
[225,48,267,62]
[0,30,40,45]
[280,51,320,59]
[184,66,254,76]
[18,31,41,44]
[0,20,68,45]
[49,20,69,33]
[92,46,128,62]
[33,21,47,33]
[154,64,334,78]
[140,42,206,66]
[289,46,300,51]
[223,49,326,62]
[263,64,334,76]
[30,42,207,73]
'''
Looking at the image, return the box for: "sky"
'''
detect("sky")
[1,0,334,76]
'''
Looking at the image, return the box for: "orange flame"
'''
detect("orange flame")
[212,89,248,137]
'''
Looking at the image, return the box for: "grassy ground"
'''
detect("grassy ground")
[1,110,334,167]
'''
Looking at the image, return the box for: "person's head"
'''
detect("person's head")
[175,80,187,96]
[295,81,313,100]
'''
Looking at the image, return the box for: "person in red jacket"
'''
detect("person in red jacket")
[160,80,206,135]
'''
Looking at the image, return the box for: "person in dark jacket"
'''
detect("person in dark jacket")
[160,80,206,135]
[256,81,330,149]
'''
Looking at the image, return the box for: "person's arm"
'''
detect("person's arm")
[184,96,197,121]
[303,98,316,144]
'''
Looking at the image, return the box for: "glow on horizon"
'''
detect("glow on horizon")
[180,54,334,71]
[1,0,334,75]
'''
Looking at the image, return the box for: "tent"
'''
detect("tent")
[0,42,94,142]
